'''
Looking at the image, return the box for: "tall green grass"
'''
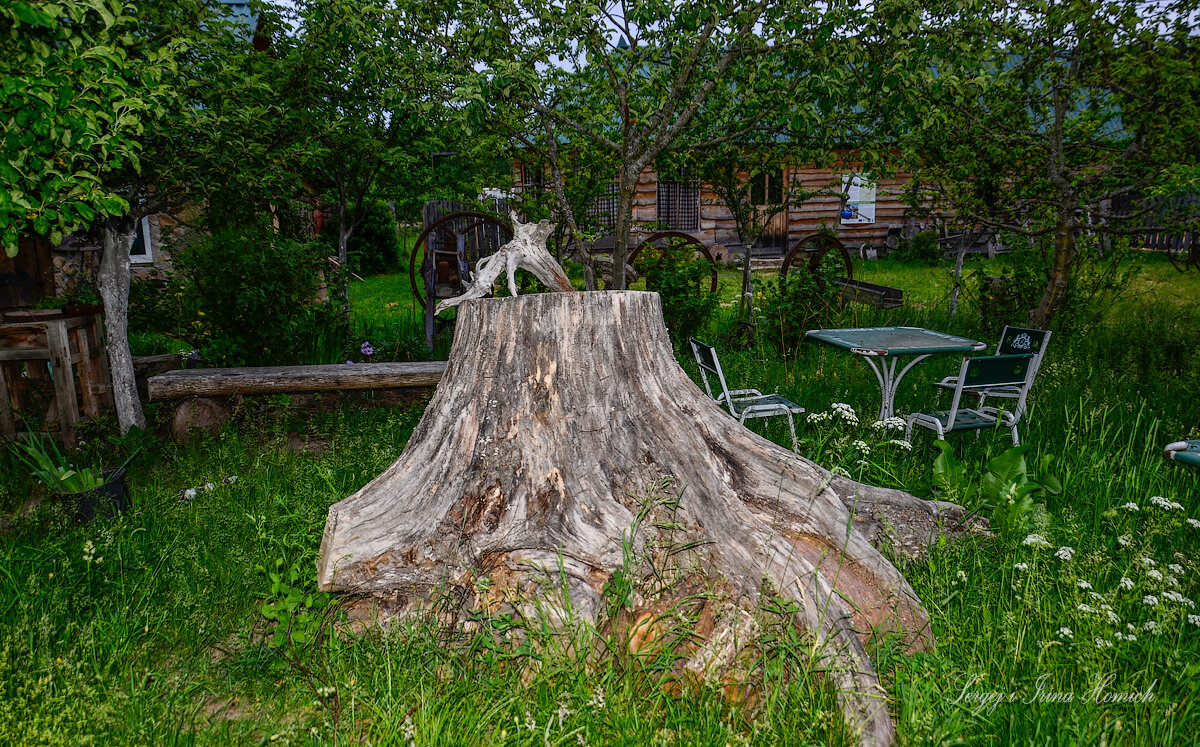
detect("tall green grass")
[1,257,1198,744]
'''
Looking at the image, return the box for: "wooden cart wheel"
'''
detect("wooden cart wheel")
[629,231,720,294]
[408,211,513,310]
[779,233,854,289]
[1165,236,1198,273]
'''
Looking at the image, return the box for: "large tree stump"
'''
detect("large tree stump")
[318,291,957,746]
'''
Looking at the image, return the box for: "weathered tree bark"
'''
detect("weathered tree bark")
[318,291,964,746]
[99,217,146,435]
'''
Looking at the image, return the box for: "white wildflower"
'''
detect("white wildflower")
[1189,614,1200,627]
[1095,637,1113,648]
[1188,518,1200,529]
[1168,576,1181,587]
[1144,620,1161,634]
[1143,595,1159,607]
[1123,502,1140,512]
[888,438,913,451]
[524,712,537,732]
[1014,562,1029,571]
[1023,534,1051,548]
[1089,591,1104,600]
[1147,569,1163,581]
[1055,546,1075,561]
[1077,579,1093,590]
[806,411,831,425]
[1119,577,1135,590]
[555,698,572,728]
[1169,564,1184,575]
[1117,534,1131,547]
[223,475,239,485]
[852,439,871,456]
[1149,495,1184,511]
[402,716,415,742]
[831,402,859,425]
[1077,603,1097,613]
[587,687,606,712]
[956,570,968,583]
[1106,610,1121,624]
[1139,557,1156,568]
[82,540,96,564]
[1056,627,1073,639]
[871,417,905,432]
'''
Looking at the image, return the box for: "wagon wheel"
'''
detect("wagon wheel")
[1165,235,1198,273]
[408,211,513,310]
[779,233,854,289]
[629,231,720,294]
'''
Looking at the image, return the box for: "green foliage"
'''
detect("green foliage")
[636,243,719,343]
[322,201,402,276]
[134,220,346,366]
[10,436,103,494]
[757,270,840,349]
[0,0,178,255]
[892,229,942,265]
[932,442,1059,541]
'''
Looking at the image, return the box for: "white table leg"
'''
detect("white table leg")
[861,353,932,420]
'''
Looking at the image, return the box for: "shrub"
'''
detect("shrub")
[635,242,719,344]
[892,229,942,265]
[150,220,346,366]
[757,268,840,349]
[321,200,402,276]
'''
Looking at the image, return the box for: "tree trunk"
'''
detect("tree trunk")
[318,291,970,745]
[1028,214,1075,328]
[99,217,146,435]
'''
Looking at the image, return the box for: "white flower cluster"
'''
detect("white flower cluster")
[1122,502,1140,512]
[1169,563,1185,575]
[1163,591,1196,608]
[806,411,832,425]
[82,540,102,565]
[831,402,859,425]
[1055,546,1075,561]
[1147,569,1164,581]
[1023,533,1051,548]
[1014,562,1029,571]
[1190,614,1200,627]
[1095,637,1113,649]
[1056,627,1074,639]
[178,475,238,502]
[1143,620,1161,634]
[1188,518,1200,529]
[1114,631,1138,642]
[1149,495,1184,511]
[871,417,906,432]
[888,438,913,451]
[1119,577,1135,590]
[1117,534,1132,547]
[1139,557,1156,568]
[1077,603,1097,613]
[1077,579,1093,590]
[1143,595,1159,607]
[851,439,871,456]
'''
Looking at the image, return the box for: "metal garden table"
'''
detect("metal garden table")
[804,326,986,420]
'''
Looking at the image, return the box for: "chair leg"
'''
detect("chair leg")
[1011,425,1020,447]
[786,413,798,453]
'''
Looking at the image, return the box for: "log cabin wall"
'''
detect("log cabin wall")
[512,158,922,254]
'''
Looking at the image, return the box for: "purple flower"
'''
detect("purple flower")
[360,341,374,357]
[345,359,355,364]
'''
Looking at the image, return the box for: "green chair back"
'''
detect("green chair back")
[961,354,1035,389]
[997,327,1049,357]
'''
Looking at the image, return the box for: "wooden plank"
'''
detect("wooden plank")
[148,361,448,400]
[44,319,78,445]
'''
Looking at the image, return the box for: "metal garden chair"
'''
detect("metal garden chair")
[1165,440,1200,469]
[907,353,1036,446]
[934,326,1051,406]
[689,337,804,452]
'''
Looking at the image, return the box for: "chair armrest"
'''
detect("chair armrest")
[727,388,764,398]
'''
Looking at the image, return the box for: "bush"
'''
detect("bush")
[635,242,718,344]
[757,268,840,349]
[321,201,402,276]
[138,220,346,366]
[892,229,942,265]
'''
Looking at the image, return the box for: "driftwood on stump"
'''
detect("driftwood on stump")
[318,288,977,745]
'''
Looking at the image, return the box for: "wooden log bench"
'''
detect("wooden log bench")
[147,361,447,441]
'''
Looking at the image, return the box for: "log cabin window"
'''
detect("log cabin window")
[751,168,784,206]
[587,179,620,228]
[656,173,699,231]
[130,216,153,264]
[518,161,545,191]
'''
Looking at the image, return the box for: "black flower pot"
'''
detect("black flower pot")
[61,468,128,524]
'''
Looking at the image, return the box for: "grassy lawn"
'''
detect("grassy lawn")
[3,256,1199,745]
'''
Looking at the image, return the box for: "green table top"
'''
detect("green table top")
[805,326,986,356]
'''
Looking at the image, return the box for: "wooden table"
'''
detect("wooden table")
[0,309,112,445]
[805,326,986,420]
